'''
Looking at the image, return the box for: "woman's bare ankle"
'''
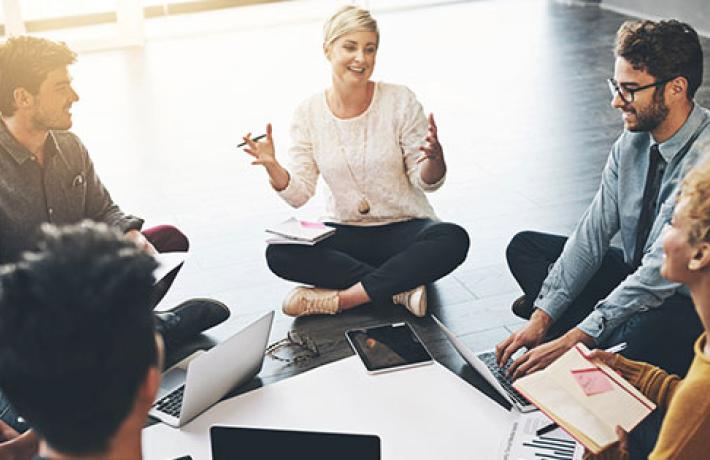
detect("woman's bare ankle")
[338,283,371,310]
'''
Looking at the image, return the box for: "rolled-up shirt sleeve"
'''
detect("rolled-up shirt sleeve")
[278,102,320,208]
[572,125,710,342]
[536,145,621,322]
[578,206,682,342]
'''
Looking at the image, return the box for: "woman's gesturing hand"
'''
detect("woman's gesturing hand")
[417,113,444,164]
[418,113,447,185]
[241,123,290,191]
[242,123,276,167]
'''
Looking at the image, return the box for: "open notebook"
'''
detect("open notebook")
[513,343,655,454]
[266,217,336,245]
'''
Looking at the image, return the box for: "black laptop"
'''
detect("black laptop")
[210,426,381,460]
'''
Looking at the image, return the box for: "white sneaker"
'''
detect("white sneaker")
[282,286,341,317]
[392,285,427,317]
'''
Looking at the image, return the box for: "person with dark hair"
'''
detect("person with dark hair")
[0,35,229,431]
[497,19,710,379]
[0,221,164,459]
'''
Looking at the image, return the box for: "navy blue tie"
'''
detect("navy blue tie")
[632,144,665,269]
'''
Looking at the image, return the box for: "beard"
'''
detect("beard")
[624,89,669,133]
[31,107,72,131]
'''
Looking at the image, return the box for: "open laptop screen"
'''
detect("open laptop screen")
[210,426,381,460]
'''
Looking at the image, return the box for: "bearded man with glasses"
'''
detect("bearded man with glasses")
[496,19,710,381]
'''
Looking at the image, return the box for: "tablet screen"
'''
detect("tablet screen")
[210,426,380,460]
[346,322,433,373]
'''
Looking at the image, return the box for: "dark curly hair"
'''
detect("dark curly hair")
[0,35,76,116]
[614,19,703,99]
[0,221,158,455]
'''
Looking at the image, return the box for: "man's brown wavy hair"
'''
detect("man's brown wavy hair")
[0,36,76,116]
[614,20,703,100]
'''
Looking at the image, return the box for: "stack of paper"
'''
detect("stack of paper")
[265,217,335,245]
[513,343,655,454]
[499,411,584,460]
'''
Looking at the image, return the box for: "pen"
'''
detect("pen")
[536,342,629,436]
[237,134,267,148]
[536,421,559,437]
[604,342,627,354]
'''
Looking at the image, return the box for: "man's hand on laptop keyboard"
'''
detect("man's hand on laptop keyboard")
[506,326,596,380]
[495,309,552,369]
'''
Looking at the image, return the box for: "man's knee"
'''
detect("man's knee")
[162,225,189,251]
[506,231,536,267]
[143,224,189,252]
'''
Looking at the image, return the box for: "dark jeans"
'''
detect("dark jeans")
[266,219,470,303]
[627,409,665,460]
[0,224,188,432]
[506,231,702,377]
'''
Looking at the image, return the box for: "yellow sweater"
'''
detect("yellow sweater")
[586,334,710,460]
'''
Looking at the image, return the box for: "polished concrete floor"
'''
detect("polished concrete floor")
[64,0,710,410]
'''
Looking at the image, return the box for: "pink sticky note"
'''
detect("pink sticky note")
[571,368,613,396]
[299,220,326,229]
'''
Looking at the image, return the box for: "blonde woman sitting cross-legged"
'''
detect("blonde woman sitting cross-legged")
[242,6,469,318]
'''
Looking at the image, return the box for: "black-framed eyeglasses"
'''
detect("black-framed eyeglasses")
[607,76,677,104]
[265,330,320,364]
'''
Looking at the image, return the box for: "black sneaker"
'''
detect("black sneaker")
[511,294,533,319]
[154,298,230,345]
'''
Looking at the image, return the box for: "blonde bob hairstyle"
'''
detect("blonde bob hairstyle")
[323,5,379,52]
[678,151,710,245]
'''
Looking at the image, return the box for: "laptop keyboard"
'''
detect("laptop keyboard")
[477,351,531,408]
[153,385,185,418]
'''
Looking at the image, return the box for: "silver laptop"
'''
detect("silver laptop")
[150,310,275,427]
[432,315,536,413]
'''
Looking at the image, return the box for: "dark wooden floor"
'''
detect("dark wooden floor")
[64,0,710,420]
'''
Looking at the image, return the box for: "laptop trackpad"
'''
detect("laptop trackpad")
[156,368,187,401]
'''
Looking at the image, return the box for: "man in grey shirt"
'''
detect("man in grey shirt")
[497,19,710,379]
[0,37,229,430]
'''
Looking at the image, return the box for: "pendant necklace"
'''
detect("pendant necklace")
[329,92,372,215]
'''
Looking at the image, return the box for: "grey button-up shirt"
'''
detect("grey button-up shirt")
[537,103,710,343]
[0,121,143,264]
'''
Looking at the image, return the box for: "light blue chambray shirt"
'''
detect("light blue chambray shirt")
[536,103,710,343]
